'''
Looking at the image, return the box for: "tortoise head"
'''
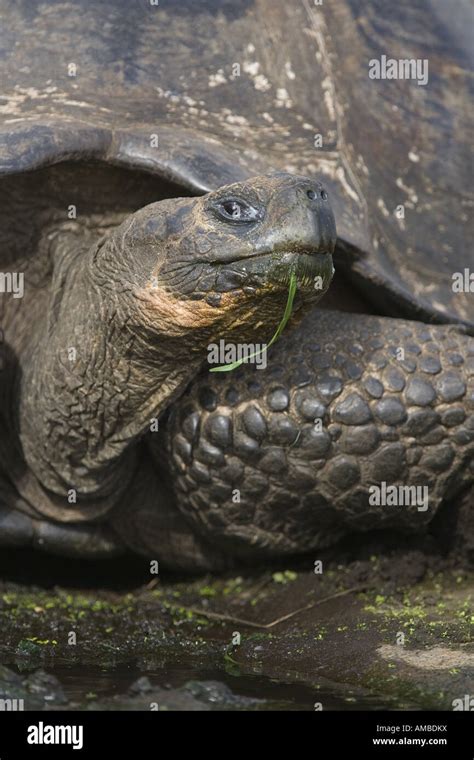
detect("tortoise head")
[19,173,336,508]
[103,172,336,345]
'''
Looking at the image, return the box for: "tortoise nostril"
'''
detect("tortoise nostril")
[320,190,328,200]
[307,189,317,200]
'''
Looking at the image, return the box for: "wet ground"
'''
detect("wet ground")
[0,528,473,711]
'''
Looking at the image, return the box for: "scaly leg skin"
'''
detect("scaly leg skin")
[162,310,474,561]
[111,446,231,572]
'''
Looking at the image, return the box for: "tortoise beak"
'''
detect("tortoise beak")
[252,178,337,260]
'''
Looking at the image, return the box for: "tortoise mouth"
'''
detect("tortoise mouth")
[219,249,334,293]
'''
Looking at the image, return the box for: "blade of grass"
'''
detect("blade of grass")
[210,272,298,373]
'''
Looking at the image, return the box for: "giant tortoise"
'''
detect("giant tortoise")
[0,0,472,570]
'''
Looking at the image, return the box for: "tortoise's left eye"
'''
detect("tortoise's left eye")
[215,198,261,223]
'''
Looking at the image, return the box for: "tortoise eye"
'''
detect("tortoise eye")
[215,198,261,223]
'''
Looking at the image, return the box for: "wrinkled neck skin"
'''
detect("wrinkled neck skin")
[18,240,209,510]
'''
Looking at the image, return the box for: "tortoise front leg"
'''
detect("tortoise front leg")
[162,310,474,559]
[110,447,232,572]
